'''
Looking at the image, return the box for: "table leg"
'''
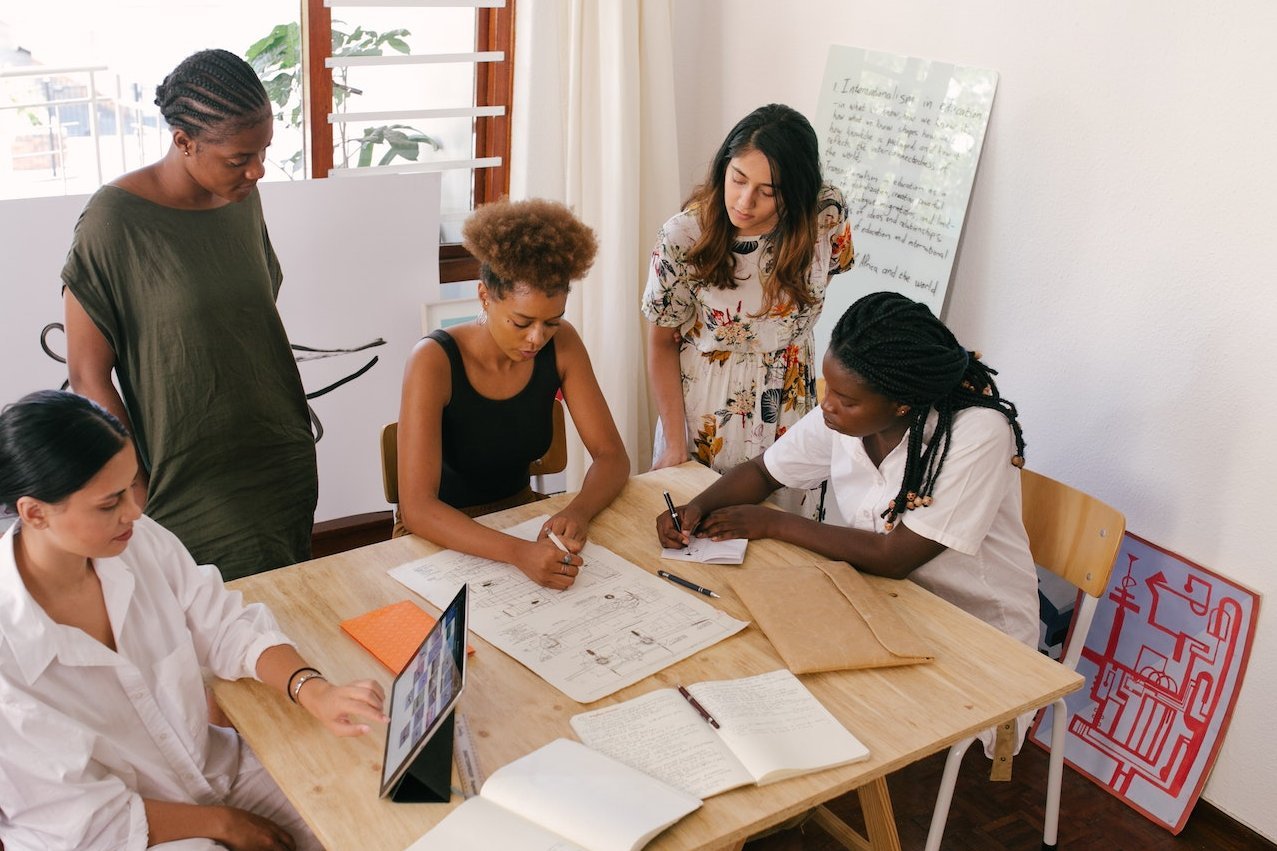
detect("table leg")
[810,776,901,851]
[857,777,902,851]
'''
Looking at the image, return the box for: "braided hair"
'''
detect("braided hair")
[154,49,270,141]
[828,291,1026,530]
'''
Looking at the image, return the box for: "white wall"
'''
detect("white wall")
[672,0,1277,839]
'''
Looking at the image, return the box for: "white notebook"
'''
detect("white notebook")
[406,738,701,851]
[570,669,869,799]
[659,535,748,565]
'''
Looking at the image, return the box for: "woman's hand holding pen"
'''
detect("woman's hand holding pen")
[656,501,704,549]
[517,537,582,590]
[539,510,588,552]
[295,678,388,737]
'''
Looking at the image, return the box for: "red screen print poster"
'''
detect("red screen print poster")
[1030,532,1260,833]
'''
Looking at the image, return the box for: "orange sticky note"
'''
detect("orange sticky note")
[340,600,474,674]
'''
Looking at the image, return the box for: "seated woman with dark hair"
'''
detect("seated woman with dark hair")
[0,390,386,850]
[396,198,630,590]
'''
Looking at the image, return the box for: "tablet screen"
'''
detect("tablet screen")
[379,583,468,796]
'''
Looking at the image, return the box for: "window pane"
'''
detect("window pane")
[324,6,486,239]
[0,0,300,200]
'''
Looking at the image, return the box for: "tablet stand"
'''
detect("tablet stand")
[388,711,455,803]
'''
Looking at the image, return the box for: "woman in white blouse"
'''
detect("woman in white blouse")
[0,390,386,850]
[656,291,1039,648]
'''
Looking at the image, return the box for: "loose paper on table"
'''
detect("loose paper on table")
[389,516,748,703]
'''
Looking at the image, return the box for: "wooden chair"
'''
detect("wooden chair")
[380,397,568,505]
[924,468,1125,851]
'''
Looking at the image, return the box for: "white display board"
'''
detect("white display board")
[0,172,440,523]
[812,46,997,359]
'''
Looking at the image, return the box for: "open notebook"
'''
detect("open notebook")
[570,669,869,799]
[659,535,748,565]
[406,738,700,851]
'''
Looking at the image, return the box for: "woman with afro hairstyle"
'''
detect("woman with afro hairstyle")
[657,291,1038,650]
[62,49,316,581]
[396,198,629,589]
[643,104,854,517]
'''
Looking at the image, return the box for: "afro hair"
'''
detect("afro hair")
[462,198,597,298]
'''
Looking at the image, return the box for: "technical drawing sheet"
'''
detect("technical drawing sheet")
[388,516,748,703]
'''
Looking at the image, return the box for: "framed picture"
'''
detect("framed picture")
[423,298,482,334]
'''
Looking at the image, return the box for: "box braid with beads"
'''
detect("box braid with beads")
[827,291,1026,531]
[154,48,271,142]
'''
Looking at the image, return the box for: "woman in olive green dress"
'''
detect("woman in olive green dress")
[62,49,316,580]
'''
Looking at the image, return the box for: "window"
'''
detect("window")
[300,0,514,267]
[0,0,514,266]
[0,0,301,199]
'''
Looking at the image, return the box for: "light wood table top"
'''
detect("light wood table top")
[214,463,1082,851]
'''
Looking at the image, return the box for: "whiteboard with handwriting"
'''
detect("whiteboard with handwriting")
[812,46,997,358]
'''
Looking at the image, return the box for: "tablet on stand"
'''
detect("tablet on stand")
[379,583,469,803]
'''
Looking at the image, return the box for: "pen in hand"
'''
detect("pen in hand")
[677,684,720,729]
[662,490,684,537]
[657,569,719,599]
[547,530,571,554]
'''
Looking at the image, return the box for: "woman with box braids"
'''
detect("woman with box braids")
[660,290,1040,654]
[62,49,318,581]
[828,291,1026,530]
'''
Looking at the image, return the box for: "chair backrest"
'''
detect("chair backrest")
[528,397,568,477]
[379,397,569,505]
[1020,468,1125,599]
[381,421,400,504]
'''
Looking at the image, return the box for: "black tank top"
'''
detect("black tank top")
[428,329,561,509]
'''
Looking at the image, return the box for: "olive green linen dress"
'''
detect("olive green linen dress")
[62,185,317,580]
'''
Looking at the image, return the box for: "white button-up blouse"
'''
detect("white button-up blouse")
[763,406,1040,648]
[0,514,292,850]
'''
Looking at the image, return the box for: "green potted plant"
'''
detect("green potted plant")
[246,21,442,176]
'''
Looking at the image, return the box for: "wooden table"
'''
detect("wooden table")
[214,463,1082,851]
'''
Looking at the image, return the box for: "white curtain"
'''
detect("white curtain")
[510,0,681,485]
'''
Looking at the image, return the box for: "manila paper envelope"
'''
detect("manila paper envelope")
[730,561,934,673]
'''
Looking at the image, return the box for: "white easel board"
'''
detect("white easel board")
[0,172,440,523]
[812,46,997,359]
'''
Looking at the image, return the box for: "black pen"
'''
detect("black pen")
[657,569,719,599]
[677,684,720,729]
[662,490,684,535]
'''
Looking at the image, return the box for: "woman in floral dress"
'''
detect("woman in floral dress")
[643,103,854,516]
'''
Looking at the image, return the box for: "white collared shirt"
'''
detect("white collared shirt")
[763,406,1039,647]
[0,514,293,850]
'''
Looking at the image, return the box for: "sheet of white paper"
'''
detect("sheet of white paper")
[388,516,749,703]
[660,536,748,565]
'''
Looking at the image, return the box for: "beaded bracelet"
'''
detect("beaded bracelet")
[286,666,322,704]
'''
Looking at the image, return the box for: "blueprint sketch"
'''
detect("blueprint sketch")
[388,516,748,703]
[1029,532,1258,832]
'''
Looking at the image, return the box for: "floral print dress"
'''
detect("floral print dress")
[642,184,854,516]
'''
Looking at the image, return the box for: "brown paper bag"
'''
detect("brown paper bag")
[730,561,935,673]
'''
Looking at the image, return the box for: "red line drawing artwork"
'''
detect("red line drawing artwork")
[1030,532,1260,833]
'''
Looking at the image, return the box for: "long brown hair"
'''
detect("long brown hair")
[684,104,822,314]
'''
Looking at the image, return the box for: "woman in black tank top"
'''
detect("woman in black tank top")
[396,199,629,589]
